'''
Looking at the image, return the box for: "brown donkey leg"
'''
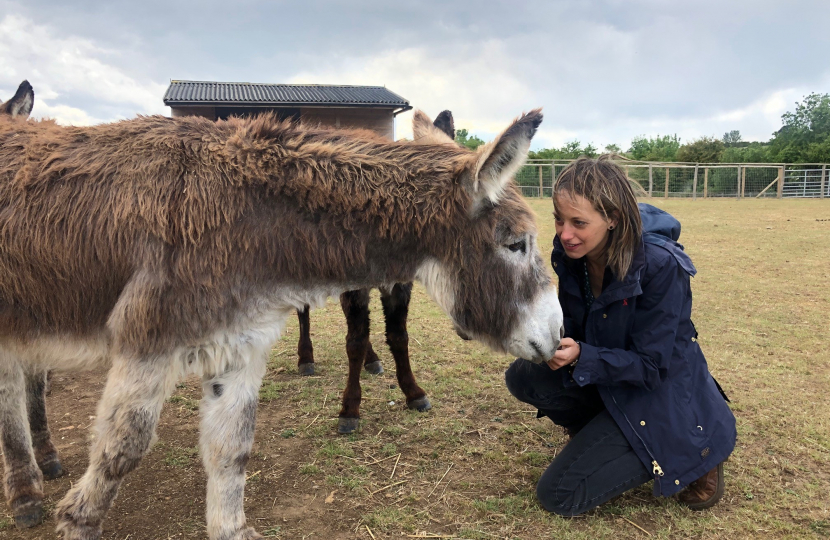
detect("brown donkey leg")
[381,283,430,412]
[0,361,45,528]
[296,306,316,376]
[363,338,384,375]
[337,288,372,434]
[26,371,63,480]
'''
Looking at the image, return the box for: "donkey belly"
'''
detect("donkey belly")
[0,333,111,372]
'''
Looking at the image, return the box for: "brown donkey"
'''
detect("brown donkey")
[0,81,64,529]
[297,110,457,434]
[0,80,563,540]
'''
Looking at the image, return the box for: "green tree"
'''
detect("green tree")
[528,140,598,160]
[722,130,742,146]
[676,136,725,163]
[604,143,621,153]
[721,142,773,163]
[768,93,830,163]
[627,134,681,162]
[455,128,486,150]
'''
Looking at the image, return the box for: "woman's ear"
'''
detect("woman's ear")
[608,211,620,230]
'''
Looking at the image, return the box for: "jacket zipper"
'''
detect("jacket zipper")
[611,395,664,494]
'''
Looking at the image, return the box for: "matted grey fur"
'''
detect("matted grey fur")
[0,79,563,540]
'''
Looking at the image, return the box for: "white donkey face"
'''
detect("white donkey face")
[413,109,564,363]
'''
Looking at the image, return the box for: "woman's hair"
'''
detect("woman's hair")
[553,155,643,279]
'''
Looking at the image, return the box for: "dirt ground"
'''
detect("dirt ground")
[2,198,829,540]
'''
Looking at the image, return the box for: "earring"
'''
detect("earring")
[608,225,615,230]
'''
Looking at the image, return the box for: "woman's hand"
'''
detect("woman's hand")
[547,338,581,371]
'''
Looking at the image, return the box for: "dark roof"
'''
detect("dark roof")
[163,80,410,109]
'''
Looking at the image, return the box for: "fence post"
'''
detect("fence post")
[664,167,670,199]
[777,166,784,199]
[742,167,747,198]
[736,166,741,199]
[822,164,827,199]
[538,165,543,199]
[692,164,699,201]
[703,168,709,198]
[648,164,653,197]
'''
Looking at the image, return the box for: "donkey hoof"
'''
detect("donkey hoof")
[363,360,384,375]
[233,526,264,539]
[338,417,360,434]
[298,362,316,376]
[13,499,45,528]
[40,459,64,480]
[408,396,432,412]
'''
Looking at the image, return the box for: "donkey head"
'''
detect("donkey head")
[412,110,563,363]
[1,81,34,119]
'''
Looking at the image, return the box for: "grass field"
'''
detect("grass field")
[4,198,829,540]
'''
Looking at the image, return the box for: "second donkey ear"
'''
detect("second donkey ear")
[412,110,455,144]
[471,108,542,204]
[1,80,34,119]
[432,110,455,140]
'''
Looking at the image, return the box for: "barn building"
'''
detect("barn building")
[163,80,411,140]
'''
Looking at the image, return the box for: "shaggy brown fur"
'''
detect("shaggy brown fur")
[0,78,556,540]
[0,110,543,352]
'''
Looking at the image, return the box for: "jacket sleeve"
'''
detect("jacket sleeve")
[559,287,581,341]
[571,255,686,391]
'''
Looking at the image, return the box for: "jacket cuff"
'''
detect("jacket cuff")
[571,342,599,386]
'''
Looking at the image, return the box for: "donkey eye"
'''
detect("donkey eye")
[507,240,527,254]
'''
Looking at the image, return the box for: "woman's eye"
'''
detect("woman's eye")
[507,240,527,253]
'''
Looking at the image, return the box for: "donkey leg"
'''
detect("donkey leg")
[26,370,63,480]
[201,354,266,540]
[363,340,384,375]
[55,354,178,540]
[296,305,316,376]
[338,289,372,434]
[381,283,430,412]
[0,359,45,528]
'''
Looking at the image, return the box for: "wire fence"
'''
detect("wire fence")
[516,160,830,200]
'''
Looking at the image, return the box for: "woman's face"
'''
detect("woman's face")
[554,192,616,262]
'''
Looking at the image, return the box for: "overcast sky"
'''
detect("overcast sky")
[1,0,828,150]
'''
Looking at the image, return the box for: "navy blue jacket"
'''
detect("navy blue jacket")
[552,203,736,496]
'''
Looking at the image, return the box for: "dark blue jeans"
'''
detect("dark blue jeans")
[505,358,652,516]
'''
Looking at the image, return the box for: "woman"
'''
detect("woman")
[505,156,736,515]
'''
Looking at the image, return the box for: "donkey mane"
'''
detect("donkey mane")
[1,113,474,243]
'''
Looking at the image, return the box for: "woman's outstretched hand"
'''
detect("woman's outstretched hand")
[547,338,581,371]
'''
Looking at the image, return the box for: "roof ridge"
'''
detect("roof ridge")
[169,80,387,89]
[163,81,410,108]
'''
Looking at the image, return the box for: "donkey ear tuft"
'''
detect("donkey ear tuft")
[432,110,455,140]
[412,110,434,140]
[472,108,543,203]
[412,109,456,144]
[2,80,34,119]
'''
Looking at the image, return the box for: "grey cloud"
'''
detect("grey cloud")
[2,0,829,146]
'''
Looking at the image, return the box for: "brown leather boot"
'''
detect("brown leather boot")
[678,462,725,510]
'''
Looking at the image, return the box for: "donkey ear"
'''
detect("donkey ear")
[432,110,455,140]
[1,80,34,119]
[412,109,455,144]
[471,108,542,204]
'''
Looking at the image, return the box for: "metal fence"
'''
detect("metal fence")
[516,160,830,200]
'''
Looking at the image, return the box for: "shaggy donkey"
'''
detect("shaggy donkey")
[0,81,65,529]
[296,110,457,434]
[0,79,562,540]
